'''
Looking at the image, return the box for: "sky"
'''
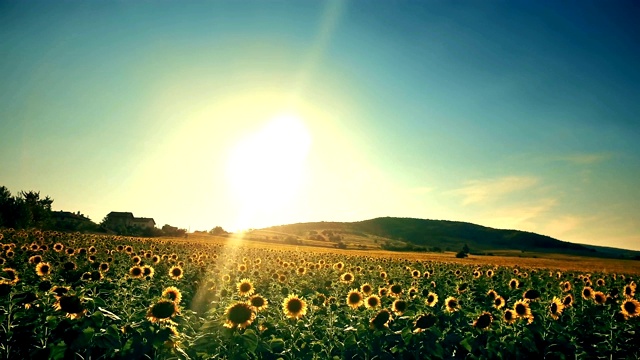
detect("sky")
[1,1,639,250]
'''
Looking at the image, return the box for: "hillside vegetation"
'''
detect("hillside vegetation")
[263,217,638,259]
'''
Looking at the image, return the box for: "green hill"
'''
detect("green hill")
[263,217,636,257]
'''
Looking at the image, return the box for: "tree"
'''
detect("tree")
[209,226,228,236]
[0,186,53,229]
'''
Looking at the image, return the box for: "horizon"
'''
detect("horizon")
[1,1,639,251]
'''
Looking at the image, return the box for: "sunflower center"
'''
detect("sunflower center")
[228,304,253,323]
[624,301,637,314]
[415,314,436,329]
[287,299,303,313]
[59,295,84,314]
[151,301,177,319]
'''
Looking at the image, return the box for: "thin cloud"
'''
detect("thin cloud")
[449,176,539,205]
[555,153,613,165]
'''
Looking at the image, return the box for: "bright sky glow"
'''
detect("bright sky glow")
[1,1,639,250]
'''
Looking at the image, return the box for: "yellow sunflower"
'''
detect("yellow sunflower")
[370,309,392,330]
[392,299,408,315]
[224,302,255,329]
[168,266,184,280]
[425,292,438,307]
[237,278,255,297]
[473,312,493,330]
[162,286,182,304]
[549,297,564,320]
[35,262,52,277]
[147,299,180,324]
[282,294,307,320]
[364,295,381,309]
[346,289,363,309]
[248,294,268,311]
[444,296,460,313]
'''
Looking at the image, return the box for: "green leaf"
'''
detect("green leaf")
[270,338,285,353]
[239,329,258,353]
[460,337,473,352]
[344,334,357,349]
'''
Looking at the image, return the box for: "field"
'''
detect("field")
[1,229,639,359]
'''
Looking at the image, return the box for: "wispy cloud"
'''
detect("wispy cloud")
[407,186,434,195]
[554,153,613,165]
[476,197,558,231]
[448,176,539,205]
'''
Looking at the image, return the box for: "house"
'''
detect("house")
[104,212,156,229]
[130,217,156,229]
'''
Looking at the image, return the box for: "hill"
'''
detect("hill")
[261,217,639,258]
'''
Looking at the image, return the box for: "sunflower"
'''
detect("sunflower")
[411,269,421,278]
[473,312,493,330]
[503,309,517,324]
[223,302,256,329]
[562,294,574,308]
[340,272,354,283]
[2,268,18,284]
[169,266,184,280]
[237,278,255,297]
[361,283,373,295]
[624,284,635,298]
[147,299,180,324]
[370,309,392,330]
[378,287,389,297]
[364,294,381,309]
[621,298,640,318]
[53,243,64,252]
[54,294,86,319]
[561,281,572,292]
[582,286,594,300]
[392,299,408,315]
[487,289,498,300]
[509,278,519,290]
[99,263,109,272]
[142,265,155,278]
[35,262,52,277]
[346,289,364,309]
[29,255,43,265]
[379,271,387,279]
[456,283,468,294]
[493,296,506,309]
[389,284,403,298]
[513,299,532,320]
[596,278,605,287]
[444,296,459,313]
[413,313,437,333]
[129,266,143,279]
[283,294,307,320]
[549,297,564,320]
[593,291,607,305]
[51,285,70,298]
[523,289,541,301]
[162,286,182,304]
[248,294,268,311]
[333,262,344,271]
[486,269,494,278]
[132,256,141,264]
[425,292,438,307]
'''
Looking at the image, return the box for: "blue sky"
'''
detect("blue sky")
[1,1,639,250]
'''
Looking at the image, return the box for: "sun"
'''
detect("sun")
[226,113,311,228]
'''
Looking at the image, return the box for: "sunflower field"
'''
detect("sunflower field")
[1,229,639,359]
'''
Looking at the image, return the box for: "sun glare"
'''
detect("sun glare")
[227,114,311,229]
